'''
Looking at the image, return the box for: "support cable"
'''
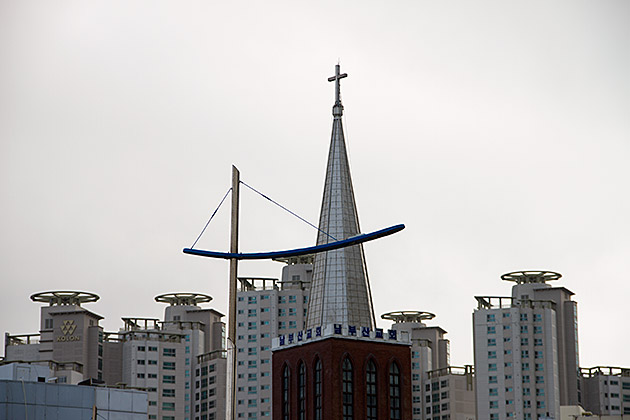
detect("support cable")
[191,188,233,249]
[239,180,337,242]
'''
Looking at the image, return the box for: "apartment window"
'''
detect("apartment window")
[261,295,269,300]
[248,373,257,381]
[503,313,510,318]
[278,321,286,329]
[298,362,306,420]
[521,338,529,346]
[289,308,296,316]
[248,309,257,317]
[389,362,401,420]
[248,322,257,330]
[503,325,511,330]
[523,387,530,396]
[137,373,145,379]
[487,314,496,322]
[534,338,543,346]
[162,402,175,411]
[248,399,257,407]
[523,400,531,408]
[489,364,497,371]
[520,313,528,321]
[366,360,377,420]
[260,333,270,338]
[248,296,257,304]
[487,326,496,334]
[504,350,512,355]
[489,376,497,384]
[289,321,297,329]
[163,389,175,398]
[489,388,498,396]
[148,346,157,351]
[289,295,297,303]
[248,361,257,368]
[535,363,544,371]
[261,308,270,313]
[536,388,545,396]
[248,347,257,356]
[488,351,497,359]
[137,346,145,352]
[238,309,244,315]
[342,358,354,420]
[148,373,157,379]
[523,375,530,383]
[163,362,176,370]
[534,314,542,322]
[535,376,544,384]
[248,335,257,342]
[489,401,498,409]
[523,363,530,371]
[504,337,511,343]
[520,325,528,333]
[536,401,545,409]
[261,320,270,325]
[521,350,529,358]
[137,360,145,365]
[488,339,496,346]
[505,387,513,393]
[44,318,53,329]
[148,360,157,365]
[238,297,244,301]
[282,365,290,420]
[278,296,286,304]
[534,326,543,334]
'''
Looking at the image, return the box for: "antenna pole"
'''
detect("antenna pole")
[227,165,240,420]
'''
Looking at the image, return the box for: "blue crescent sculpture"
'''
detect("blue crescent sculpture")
[183,224,405,260]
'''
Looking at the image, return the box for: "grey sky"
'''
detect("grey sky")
[1,0,629,368]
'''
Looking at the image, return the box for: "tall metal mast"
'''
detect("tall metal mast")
[226,165,240,420]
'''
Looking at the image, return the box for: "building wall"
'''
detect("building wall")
[235,264,312,420]
[0,379,147,420]
[580,368,630,416]
[272,337,412,420]
[474,302,560,419]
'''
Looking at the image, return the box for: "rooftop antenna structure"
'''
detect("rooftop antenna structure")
[30,291,99,306]
[183,64,405,420]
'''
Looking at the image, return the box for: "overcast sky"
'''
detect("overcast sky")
[1,0,629,368]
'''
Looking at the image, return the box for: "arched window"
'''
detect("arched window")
[282,364,290,420]
[298,361,306,420]
[342,357,353,420]
[314,358,322,420]
[389,362,401,420]
[366,359,377,420]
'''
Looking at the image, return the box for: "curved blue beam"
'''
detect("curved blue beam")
[183,224,405,260]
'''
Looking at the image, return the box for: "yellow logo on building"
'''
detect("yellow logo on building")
[60,320,77,335]
[57,320,80,342]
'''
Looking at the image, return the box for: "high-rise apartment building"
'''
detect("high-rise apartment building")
[384,311,476,420]
[235,260,312,420]
[473,270,580,420]
[579,366,630,416]
[3,290,226,420]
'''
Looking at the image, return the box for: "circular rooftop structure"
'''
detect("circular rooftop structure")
[381,311,436,323]
[501,270,562,284]
[155,293,212,306]
[30,291,100,306]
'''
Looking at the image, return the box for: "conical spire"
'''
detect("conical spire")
[305,64,375,330]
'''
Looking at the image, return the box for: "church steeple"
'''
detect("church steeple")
[305,64,376,330]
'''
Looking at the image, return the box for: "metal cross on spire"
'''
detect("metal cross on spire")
[328,63,347,117]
